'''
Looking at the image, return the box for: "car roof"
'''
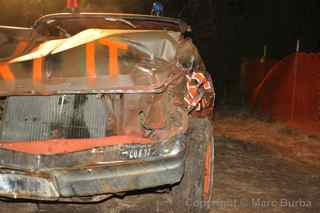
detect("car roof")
[33,13,190,33]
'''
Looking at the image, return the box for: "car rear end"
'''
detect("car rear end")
[0,15,190,201]
[0,92,187,201]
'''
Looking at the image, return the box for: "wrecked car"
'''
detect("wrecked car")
[0,13,215,212]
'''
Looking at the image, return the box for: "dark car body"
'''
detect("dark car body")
[0,13,214,202]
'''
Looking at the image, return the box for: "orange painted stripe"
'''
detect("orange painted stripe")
[0,63,15,81]
[33,57,43,81]
[203,142,212,201]
[0,41,29,81]
[109,46,119,77]
[0,136,153,155]
[99,38,128,77]
[85,42,96,78]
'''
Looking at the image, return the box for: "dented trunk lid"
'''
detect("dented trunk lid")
[0,29,181,96]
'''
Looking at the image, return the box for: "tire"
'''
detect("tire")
[172,118,215,213]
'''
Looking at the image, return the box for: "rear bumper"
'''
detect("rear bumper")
[0,143,185,201]
[56,152,185,198]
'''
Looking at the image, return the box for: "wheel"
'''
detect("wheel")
[172,118,214,213]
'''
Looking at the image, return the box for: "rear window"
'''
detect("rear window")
[35,17,181,37]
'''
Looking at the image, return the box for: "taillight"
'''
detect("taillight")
[66,0,79,11]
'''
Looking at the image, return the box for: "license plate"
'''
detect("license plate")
[120,144,154,160]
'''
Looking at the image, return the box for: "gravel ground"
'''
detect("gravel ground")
[214,107,320,168]
[212,138,320,213]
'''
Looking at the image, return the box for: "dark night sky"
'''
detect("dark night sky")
[170,0,320,101]
[0,0,319,100]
